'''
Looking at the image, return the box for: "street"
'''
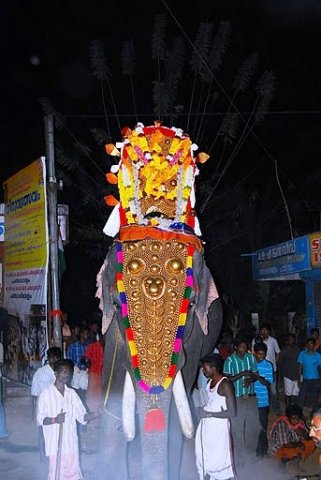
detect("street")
[0,380,312,480]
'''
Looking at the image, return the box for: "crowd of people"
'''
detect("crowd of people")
[9,320,321,480]
[195,324,321,480]
[30,320,105,480]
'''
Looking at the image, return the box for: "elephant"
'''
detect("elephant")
[95,240,222,480]
[94,122,223,479]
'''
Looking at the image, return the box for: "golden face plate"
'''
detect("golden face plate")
[122,239,187,386]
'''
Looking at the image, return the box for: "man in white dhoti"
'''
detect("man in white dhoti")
[195,353,236,480]
[37,359,100,480]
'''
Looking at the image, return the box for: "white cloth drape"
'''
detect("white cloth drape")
[195,377,235,480]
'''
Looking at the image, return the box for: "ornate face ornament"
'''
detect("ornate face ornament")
[116,239,195,394]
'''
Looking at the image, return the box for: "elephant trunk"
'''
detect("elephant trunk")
[122,371,194,480]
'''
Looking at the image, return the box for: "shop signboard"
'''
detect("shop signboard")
[310,233,321,268]
[3,158,49,378]
[252,235,311,281]
[0,203,4,242]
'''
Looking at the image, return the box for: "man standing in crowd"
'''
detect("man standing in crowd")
[31,347,62,461]
[193,346,219,410]
[257,324,280,412]
[217,331,233,361]
[67,326,90,402]
[223,336,261,466]
[87,320,101,345]
[195,353,236,480]
[83,333,105,412]
[31,347,62,399]
[311,328,321,353]
[37,359,101,480]
[278,333,300,407]
[63,325,80,354]
[251,325,280,374]
[297,337,321,409]
[253,342,273,458]
[309,405,321,467]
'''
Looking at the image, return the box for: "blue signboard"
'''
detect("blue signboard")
[252,235,311,280]
[0,215,4,242]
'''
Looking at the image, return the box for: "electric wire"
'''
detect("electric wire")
[160,0,296,237]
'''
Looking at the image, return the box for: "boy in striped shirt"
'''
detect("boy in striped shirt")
[253,342,273,458]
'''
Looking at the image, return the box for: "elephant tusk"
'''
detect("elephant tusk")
[172,370,194,439]
[122,371,136,441]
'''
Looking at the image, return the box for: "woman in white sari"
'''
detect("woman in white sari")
[195,353,236,480]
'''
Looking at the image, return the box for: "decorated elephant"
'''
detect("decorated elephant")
[95,122,222,479]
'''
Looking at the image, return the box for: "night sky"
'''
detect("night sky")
[2,0,321,321]
[2,1,321,186]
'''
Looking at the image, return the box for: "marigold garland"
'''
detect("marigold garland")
[115,124,196,230]
[116,241,195,394]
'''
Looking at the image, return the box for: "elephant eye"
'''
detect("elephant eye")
[113,301,120,309]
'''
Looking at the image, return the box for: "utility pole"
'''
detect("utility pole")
[45,114,62,349]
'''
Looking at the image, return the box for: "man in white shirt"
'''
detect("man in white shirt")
[37,359,99,480]
[31,347,62,461]
[31,347,62,397]
[259,325,280,372]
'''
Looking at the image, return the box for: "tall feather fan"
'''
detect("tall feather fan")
[89,40,112,81]
[164,36,185,119]
[206,20,232,76]
[232,52,259,93]
[190,22,213,74]
[121,39,138,122]
[254,70,276,124]
[187,22,213,131]
[195,21,232,141]
[151,13,168,61]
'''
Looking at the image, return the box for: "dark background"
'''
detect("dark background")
[1,0,321,328]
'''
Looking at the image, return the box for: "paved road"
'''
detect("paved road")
[0,391,315,480]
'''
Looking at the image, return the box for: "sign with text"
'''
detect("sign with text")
[0,203,4,242]
[310,233,321,268]
[3,158,49,321]
[252,236,311,280]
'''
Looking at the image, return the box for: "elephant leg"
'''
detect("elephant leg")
[168,396,184,480]
[98,323,129,479]
[96,406,128,479]
[127,424,142,479]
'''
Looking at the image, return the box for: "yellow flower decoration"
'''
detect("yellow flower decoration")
[118,168,134,208]
[141,158,178,199]
[130,131,150,155]
[168,137,192,162]
[125,211,135,224]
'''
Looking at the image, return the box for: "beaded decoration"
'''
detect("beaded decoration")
[116,241,195,394]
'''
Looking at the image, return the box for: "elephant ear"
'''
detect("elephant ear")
[194,252,219,335]
[96,245,118,335]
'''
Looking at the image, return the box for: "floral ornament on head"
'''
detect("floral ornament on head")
[103,121,210,237]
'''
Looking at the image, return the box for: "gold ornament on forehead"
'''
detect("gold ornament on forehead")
[123,239,187,386]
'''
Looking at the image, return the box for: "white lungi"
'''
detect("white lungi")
[195,377,235,480]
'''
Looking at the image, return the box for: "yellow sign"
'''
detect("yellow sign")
[3,158,48,271]
[309,232,321,267]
